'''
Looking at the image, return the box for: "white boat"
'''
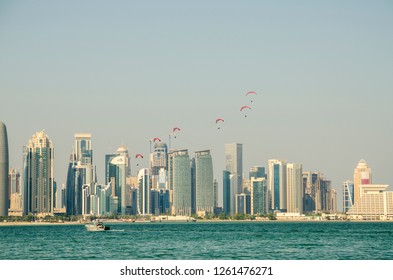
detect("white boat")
[85,221,110,232]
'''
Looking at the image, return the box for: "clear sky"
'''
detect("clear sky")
[1,0,392,210]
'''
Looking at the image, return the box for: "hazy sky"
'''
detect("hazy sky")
[1,1,392,209]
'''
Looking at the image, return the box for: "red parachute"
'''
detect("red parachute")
[246,91,257,103]
[215,118,224,130]
[172,127,181,138]
[240,105,251,117]
[153,137,161,142]
[135,154,144,159]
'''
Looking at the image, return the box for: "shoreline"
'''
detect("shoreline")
[1,219,392,226]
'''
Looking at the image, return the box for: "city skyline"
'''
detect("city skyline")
[1,0,392,209]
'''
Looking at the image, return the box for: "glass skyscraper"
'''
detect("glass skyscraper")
[268,159,287,212]
[194,150,214,214]
[0,121,9,216]
[343,180,354,213]
[23,131,55,216]
[170,149,191,216]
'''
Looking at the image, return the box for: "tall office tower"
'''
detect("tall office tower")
[138,168,150,215]
[236,193,251,214]
[74,133,93,164]
[9,168,20,196]
[249,166,266,180]
[251,177,268,215]
[0,121,9,216]
[223,171,231,215]
[286,163,303,214]
[116,145,131,177]
[66,133,96,215]
[302,171,334,213]
[150,143,168,189]
[343,180,354,213]
[170,149,191,216]
[225,143,243,195]
[194,150,214,214]
[268,159,287,212]
[23,131,55,216]
[108,155,127,214]
[213,179,218,209]
[223,170,236,215]
[191,157,196,215]
[353,159,372,205]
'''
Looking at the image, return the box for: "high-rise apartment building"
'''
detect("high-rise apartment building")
[286,163,303,214]
[194,150,214,214]
[0,121,9,216]
[251,177,268,215]
[108,154,127,214]
[268,159,287,211]
[225,143,243,195]
[23,131,55,216]
[353,159,372,205]
[169,149,191,216]
[138,168,150,215]
[343,180,354,213]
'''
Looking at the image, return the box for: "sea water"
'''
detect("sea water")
[1,221,392,260]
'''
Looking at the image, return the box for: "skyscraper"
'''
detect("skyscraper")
[138,168,150,215]
[286,163,303,214]
[268,159,287,211]
[353,159,372,205]
[108,154,127,214]
[343,180,354,213]
[23,131,54,216]
[66,133,95,216]
[150,143,168,189]
[0,121,9,216]
[251,177,268,215]
[170,149,191,216]
[194,150,214,214]
[225,143,243,195]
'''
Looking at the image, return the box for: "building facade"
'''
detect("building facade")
[170,149,191,216]
[268,159,287,212]
[343,180,354,213]
[194,150,214,214]
[0,121,9,216]
[286,163,303,214]
[23,131,55,216]
[353,159,372,205]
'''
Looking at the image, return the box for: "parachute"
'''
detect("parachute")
[240,105,251,111]
[172,127,181,138]
[215,118,224,130]
[153,137,161,142]
[246,91,257,103]
[135,154,144,159]
[240,106,251,117]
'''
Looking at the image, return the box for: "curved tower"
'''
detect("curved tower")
[0,121,9,216]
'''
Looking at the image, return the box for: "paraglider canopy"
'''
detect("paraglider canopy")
[216,118,224,129]
[246,91,257,103]
[240,105,251,117]
[172,127,181,133]
[135,154,144,159]
[153,137,161,142]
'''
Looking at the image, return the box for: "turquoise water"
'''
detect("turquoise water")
[1,222,393,260]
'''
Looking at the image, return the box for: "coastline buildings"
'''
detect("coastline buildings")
[23,131,55,216]
[347,184,392,220]
[0,121,9,216]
